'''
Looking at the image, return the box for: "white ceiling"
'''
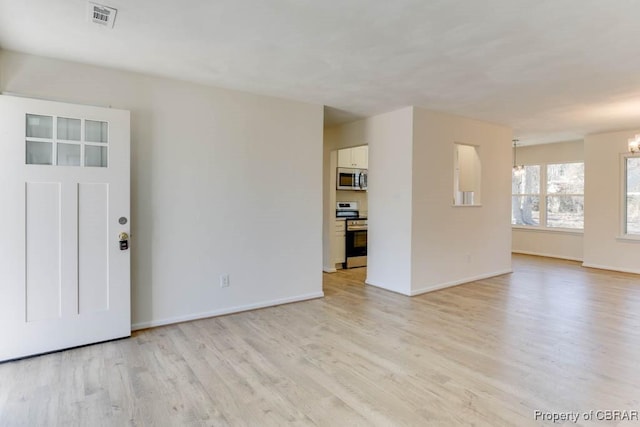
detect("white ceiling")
[2,0,640,144]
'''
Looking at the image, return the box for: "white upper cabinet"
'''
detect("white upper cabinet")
[352,146,368,169]
[337,146,368,169]
[337,148,354,168]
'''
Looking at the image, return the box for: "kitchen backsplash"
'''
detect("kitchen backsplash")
[336,190,368,217]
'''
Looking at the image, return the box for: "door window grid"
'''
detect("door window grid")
[26,114,108,167]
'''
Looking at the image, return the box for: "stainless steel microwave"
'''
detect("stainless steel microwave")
[337,167,367,191]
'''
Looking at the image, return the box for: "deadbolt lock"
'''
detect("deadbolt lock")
[119,232,129,250]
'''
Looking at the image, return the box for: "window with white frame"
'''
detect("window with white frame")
[512,162,584,229]
[512,165,540,226]
[624,155,640,235]
[546,163,584,229]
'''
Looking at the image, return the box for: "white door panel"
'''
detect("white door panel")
[0,95,130,361]
[78,183,109,313]
[25,182,62,322]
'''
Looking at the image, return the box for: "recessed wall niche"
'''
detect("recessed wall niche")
[453,143,481,206]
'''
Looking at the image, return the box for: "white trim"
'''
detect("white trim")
[364,281,411,296]
[365,269,514,297]
[616,153,630,240]
[582,262,640,275]
[323,266,337,273]
[1,91,112,109]
[512,250,582,262]
[619,152,640,236]
[512,226,583,235]
[408,269,513,296]
[131,291,325,331]
[616,235,640,242]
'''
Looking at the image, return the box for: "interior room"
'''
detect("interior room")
[1,1,640,425]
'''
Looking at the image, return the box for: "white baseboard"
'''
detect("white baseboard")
[364,269,513,297]
[131,291,325,331]
[364,281,411,296]
[322,266,337,273]
[409,269,513,296]
[581,263,640,275]
[512,250,583,262]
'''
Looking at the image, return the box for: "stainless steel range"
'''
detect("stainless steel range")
[336,202,367,268]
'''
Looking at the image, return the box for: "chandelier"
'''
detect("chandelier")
[513,139,524,176]
[629,134,640,153]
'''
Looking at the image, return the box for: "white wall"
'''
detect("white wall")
[322,127,339,271]
[0,50,324,329]
[325,106,511,295]
[364,108,414,294]
[511,140,584,260]
[514,140,583,165]
[411,107,512,294]
[324,108,414,293]
[583,129,640,273]
[512,229,583,261]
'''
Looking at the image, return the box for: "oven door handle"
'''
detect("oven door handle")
[347,226,368,231]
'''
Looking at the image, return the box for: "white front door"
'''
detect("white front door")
[0,95,131,361]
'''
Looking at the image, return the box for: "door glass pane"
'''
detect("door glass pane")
[26,114,53,139]
[85,120,108,143]
[26,141,53,165]
[57,143,81,166]
[85,145,108,167]
[57,117,81,141]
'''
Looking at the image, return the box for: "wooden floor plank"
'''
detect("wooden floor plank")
[1,254,640,426]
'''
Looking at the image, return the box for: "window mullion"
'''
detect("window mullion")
[541,163,547,227]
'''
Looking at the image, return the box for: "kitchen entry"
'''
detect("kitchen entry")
[331,145,368,271]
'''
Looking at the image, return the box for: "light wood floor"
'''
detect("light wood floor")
[2,255,640,426]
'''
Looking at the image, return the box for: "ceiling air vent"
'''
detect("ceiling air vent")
[87,2,117,28]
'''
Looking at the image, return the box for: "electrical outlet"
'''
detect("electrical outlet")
[466,254,472,264]
[220,274,230,288]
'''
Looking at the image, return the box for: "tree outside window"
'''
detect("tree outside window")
[512,165,540,226]
[546,163,584,229]
[512,162,584,230]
